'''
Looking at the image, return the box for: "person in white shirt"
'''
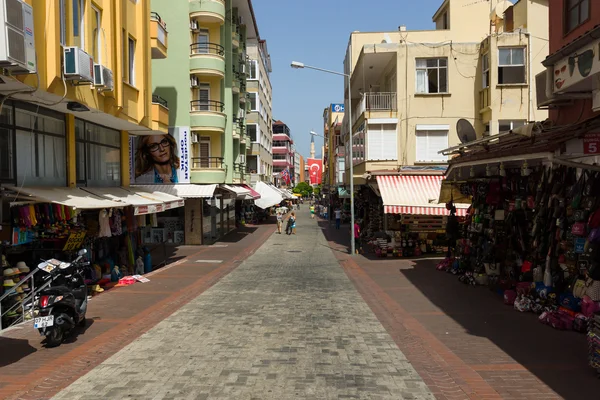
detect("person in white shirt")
[334,208,342,230]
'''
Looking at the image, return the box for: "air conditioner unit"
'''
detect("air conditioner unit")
[0,0,36,74]
[190,20,198,31]
[63,47,94,82]
[535,70,572,109]
[239,154,246,163]
[240,62,246,75]
[93,64,114,91]
[238,16,243,25]
[190,75,199,88]
[191,133,200,143]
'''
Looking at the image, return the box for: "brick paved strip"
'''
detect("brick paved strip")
[338,256,503,400]
[0,225,275,400]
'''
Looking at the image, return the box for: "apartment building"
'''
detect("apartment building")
[0,0,165,191]
[272,120,294,186]
[342,0,549,186]
[322,103,345,192]
[246,38,273,184]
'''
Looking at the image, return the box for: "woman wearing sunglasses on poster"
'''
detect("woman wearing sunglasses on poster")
[135,134,180,184]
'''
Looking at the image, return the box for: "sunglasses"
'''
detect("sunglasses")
[146,138,170,152]
[568,49,594,78]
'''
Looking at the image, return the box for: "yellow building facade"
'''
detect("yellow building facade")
[1,0,167,188]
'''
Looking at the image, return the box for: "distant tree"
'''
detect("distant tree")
[293,182,313,198]
[313,185,322,196]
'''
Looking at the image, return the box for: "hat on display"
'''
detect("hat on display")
[21,283,29,290]
[91,284,104,293]
[3,279,16,287]
[3,268,18,277]
[15,286,23,294]
[11,267,21,275]
[16,262,30,273]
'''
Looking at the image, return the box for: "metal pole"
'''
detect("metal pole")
[348,74,355,256]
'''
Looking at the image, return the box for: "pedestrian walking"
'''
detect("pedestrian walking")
[276,211,283,234]
[310,205,315,219]
[286,212,296,235]
[334,207,342,230]
[353,220,361,254]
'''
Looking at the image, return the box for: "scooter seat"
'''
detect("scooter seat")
[40,286,71,295]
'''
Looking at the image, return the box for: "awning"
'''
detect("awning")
[240,184,261,200]
[270,185,294,199]
[83,187,185,215]
[375,175,469,216]
[4,186,125,209]
[220,184,251,199]
[132,184,217,198]
[254,181,283,209]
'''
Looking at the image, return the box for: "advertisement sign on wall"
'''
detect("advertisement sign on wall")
[331,103,345,113]
[129,127,191,184]
[307,158,322,185]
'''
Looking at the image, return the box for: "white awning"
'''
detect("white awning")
[132,184,217,198]
[254,181,283,209]
[4,186,125,209]
[82,187,185,215]
[220,184,251,199]
[268,184,294,199]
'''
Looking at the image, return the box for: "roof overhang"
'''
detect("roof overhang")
[351,45,397,99]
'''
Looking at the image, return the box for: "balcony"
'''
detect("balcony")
[190,43,225,78]
[189,0,225,25]
[232,25,240,48]
[190,100,226,133]
[190,157,226,184]
[233,163,245,183]
[352,92,398,127]
[232,72,241,94]
[151,95,169,133]
[150,12,168,59]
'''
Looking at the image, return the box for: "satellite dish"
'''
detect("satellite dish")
[456,119,477,144]
[382,34,392,44]
[490,0,513,20]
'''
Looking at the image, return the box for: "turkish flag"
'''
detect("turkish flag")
[307,158,322,185]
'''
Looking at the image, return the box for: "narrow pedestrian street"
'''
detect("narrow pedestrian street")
[2,212,600,400]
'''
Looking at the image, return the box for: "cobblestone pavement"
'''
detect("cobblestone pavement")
[53,209,435,400]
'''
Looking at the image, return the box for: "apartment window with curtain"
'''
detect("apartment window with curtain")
[366,124,397,161]
[75,119,121,187]
[482,53,489,88]
[249,92,258,111]
[91,5,102,63]
[416,58,448,94]
[14,103,66,186]
[565,0,590,33]
[128,37,136,86]
[498,47,526,84]
[72,0,85,49]
[415,127,448,162]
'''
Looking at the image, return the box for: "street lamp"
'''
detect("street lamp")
[291,61,355,255]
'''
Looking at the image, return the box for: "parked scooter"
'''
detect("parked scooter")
[33,249,89,347]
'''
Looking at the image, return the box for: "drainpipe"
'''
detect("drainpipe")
[526,32,532,122]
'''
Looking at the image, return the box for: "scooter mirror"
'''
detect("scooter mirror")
[78,249,88,256]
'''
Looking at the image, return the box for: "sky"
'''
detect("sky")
[251,0,449,160]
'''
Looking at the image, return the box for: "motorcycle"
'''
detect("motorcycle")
[33,249,89,347]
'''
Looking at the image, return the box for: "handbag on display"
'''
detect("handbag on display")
[573,279,587,298]
[585,279,600,302]
[572,222,587,236]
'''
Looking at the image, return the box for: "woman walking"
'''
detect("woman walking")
[287,212,297,235]
[276,211,283,234]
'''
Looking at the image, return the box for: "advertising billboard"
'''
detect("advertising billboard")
[129,127,191,184]
[307,158,322,185]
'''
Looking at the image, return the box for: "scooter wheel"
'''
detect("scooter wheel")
[46,327,63,347]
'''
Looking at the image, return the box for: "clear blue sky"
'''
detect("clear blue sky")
[252,0,446,160]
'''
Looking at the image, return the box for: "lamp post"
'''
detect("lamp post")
[310,130,332,227]
[291,61,355,255]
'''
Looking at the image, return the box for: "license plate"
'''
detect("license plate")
[34,315,54,329]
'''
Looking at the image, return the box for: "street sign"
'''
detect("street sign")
[583,132,600,154]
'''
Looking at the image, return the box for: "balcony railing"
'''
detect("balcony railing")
[190,100,225,112]
[352,92,397,126]
[190,43,225,56]
[191,157,224,169]
[150,12,167,29]
[152,94,168,108]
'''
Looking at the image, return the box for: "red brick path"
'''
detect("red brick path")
[0,223,276,400]
[321,219,600,400]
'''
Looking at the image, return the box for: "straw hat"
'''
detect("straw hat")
[3,268,18,277]
[3,279,16,287]
[16,262,30,273]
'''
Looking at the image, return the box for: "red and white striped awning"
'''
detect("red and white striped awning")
[375,175,468,216]
[240,184,261,200]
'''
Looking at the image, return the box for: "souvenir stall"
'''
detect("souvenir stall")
[435,119,600,371]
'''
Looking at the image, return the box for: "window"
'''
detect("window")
[195,29,209,54]
[249,60,258,80]
[72,0,85,48]
[565,0,590,33]
[194,83,210,111]
[416,58,448,94]
[75,120,120,186]
[415,128,448,162]
[498,47,526,84]
[498,120,526,133]
[197,137,210,168]
[366,124,397,161]
[128,37,136,86]
[248,92,258,111]
[91,5,101,62]
[59,0,66,46]
[14,104,66,186]
[482,53,489,88]
[247,124,258,142]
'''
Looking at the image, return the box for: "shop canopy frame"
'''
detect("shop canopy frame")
[240,184,261,200]
[375,175,469,216]
[3,186,125,210]
[220,184,251,199]
[82,187,185,216]
[253,181,284,209]
[132,184,217,199]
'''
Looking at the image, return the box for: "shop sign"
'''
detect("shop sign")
[63,232,86,251]
[553,38,600,94]
[135,204,164,216]
[331,103,345,113]
[163,200,185,211]
[583,132,600,154]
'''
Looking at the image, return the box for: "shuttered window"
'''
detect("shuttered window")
[199,137,210,167]
[367,123,397,161]
[415,129,448,162]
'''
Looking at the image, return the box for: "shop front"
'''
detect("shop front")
[438,115,600,373]
[0,185,184,330]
